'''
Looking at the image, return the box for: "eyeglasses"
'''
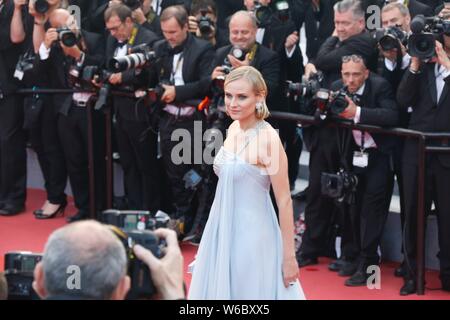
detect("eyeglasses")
[342,54,364,63]
[106,22,124,33]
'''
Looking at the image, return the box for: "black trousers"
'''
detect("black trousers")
[29,97,67,205]
[159,112,201,232]
[300,127,341,258]
[0,95,26,206]
[351,149,393,266]
[115,116,161,212]
[57,106,105,213]
[403,156,450,282]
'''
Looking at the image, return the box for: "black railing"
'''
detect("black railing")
[272,111,450,296]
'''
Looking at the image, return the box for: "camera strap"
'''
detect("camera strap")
[128,26,138,47]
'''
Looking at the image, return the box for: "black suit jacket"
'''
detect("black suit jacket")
[106,25,159,121]
[295,0,336,61]
[0,1,23,97]
[397,64,450,167]
[152,33,215,103]
[33,30,105,116]
[213,44,282,110]
[314,31,378,88]
[331,73,399,154]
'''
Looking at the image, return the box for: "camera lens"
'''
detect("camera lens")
[35,0,50,14]
[60,31,78,47]
[379,35,398,51]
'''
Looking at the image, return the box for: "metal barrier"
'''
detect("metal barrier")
[272,111,450,295]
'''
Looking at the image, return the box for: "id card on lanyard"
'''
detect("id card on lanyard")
[353,131,369,168]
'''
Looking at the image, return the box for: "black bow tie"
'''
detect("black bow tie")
[116,41,127,49]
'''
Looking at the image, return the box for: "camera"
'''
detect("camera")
[108,43,157,72]
[123,0,142,10]
[286,71,323,100]
[215,46,246,85]
[103,211,170,299]
[321,169,358,204]
[4,252,42,300]
[373,26,408,51]
[197,9,214,37]
[108,226,166,299]
[56,27,78,47]
[33,0,50,14]
[101,210,170,232]
[408,15,450,60]
[254,0,290,27]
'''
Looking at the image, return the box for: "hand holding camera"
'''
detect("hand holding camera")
[339,96,357,120]
[43,28,58,49]
[160,84,176,103]
[227,53,250,68]
[285,31,299,53]
[14,0,27,10]
[133,228,185,300]
[435,40,450,70]
[132,7,147,25]
[108,73,123,85]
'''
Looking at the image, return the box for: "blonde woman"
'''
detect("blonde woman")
[189,66,304,299]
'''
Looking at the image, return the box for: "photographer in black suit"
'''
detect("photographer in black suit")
[33,9,106,222]
[105,4,161,213]
[150,5,215,237]
[334,55,398,286]
[298,0,378,268]
[295,0,336,61]
[0,0,27,216]
[379,2,412,278]
[396,38,450,295]
[362,0,432,20]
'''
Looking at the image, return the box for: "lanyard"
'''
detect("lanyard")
[170,53,184,84]
[360,131,365,152]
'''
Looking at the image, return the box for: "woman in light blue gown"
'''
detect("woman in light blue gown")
[189,66,305,300]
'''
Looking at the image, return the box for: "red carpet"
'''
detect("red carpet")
[1,188,450,300]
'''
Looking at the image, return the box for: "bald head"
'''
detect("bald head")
[49,8,79,33]
[229,10,257,50]
[35,220,128,300]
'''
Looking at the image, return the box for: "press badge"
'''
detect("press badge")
[14,69,24,81]
[353,151,368,168]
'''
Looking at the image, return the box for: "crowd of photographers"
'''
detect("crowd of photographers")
[1,0,450,299]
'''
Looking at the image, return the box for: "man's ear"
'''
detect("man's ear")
[32,262,48,299]
[110,275,131,300]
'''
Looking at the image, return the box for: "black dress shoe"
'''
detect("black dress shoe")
[66,211,89,223]
[394,262,407,278]
[338,260,359,277]
[400,279,417,296]
[328,258,345,272]
[345,270,369,287]
[296,253,318,268]
[0,204,25,216]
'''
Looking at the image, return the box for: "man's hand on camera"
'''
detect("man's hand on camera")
[339,96,357,119]
[436,40,450,71]
[304,63,317,79]
[161,84,176,103]
[380,42,406,63]
[61,44,82,60]
[188,16,199,34]
[44,28,58,49]
[132,8,147,25]
[211,66,226,80]
[133,229,185,300]
[410,56,421,73]
[285,31,299,53]
[227,54,250,68]
[109,73,123,85]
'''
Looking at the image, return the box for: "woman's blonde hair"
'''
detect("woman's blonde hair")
[224,66,270,120]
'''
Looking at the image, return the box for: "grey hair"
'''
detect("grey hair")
[382,2,410,17]
[229,10,258,30]
[42,221,127,300]
[334,0,365,20]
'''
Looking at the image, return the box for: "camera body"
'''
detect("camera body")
[408,15,450,60]
[198,9,214,37]
[108,43,157,72]
[4,252,43,300]
[103,210,170,299]
[321,169,358,204]
[373,26,408,51]
[56,27,78,47]
[254,0,290,27]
